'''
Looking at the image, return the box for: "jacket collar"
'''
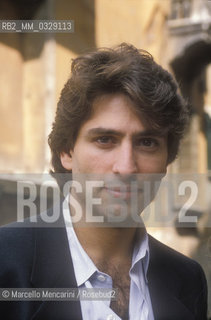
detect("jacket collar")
[30,205,83,320]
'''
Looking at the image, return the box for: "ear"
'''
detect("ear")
[60,152,73,171]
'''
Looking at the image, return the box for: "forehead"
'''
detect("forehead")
[77,93,165,137]
[92,93,138,113]
[89,93,147,126]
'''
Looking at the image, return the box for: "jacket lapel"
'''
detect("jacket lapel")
[148,235,194,320]
[30,208,83,320]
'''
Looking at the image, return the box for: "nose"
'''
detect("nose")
[112,142,138,174]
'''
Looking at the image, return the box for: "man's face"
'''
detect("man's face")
[60,94,168,223]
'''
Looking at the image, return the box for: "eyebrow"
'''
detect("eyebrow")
[86,127,165,137]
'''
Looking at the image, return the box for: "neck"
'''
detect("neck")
[73,225,142,264]
[69,190,145,263]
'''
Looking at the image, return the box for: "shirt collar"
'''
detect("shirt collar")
[131,227,150,283]
[63,196,97,286]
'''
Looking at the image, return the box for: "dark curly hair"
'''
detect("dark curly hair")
[48,43,189,173]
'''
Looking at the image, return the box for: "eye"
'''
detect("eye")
[97,136,112,144]
[136,137,159,149]
[141,138,156,146]
[95,136,117,148]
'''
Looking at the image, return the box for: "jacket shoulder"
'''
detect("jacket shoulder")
[0,219,36,287]
[148,234,208,319]
[148,234,205,274]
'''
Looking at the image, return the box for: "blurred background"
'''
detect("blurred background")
[0,0,211,316]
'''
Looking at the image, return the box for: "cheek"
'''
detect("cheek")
[155,158,168,173]
[137,155,167,173]
[71,150,112,173]
[88,153,113,172]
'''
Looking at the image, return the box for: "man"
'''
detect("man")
[0,43,208,319]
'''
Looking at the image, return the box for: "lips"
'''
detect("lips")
[104,185,143,199]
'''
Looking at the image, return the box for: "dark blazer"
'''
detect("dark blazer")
[0,207,208,320]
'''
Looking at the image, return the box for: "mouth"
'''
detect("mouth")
[104,185,143,200]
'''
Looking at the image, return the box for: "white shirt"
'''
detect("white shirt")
[63,198,154,320]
